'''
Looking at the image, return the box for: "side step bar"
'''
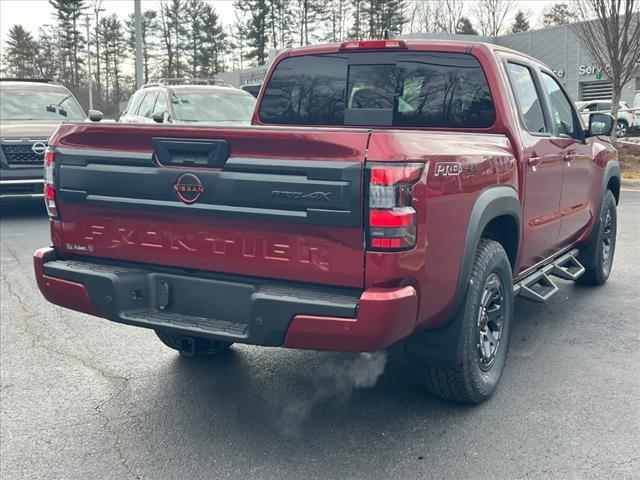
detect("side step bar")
[513,249,585,303]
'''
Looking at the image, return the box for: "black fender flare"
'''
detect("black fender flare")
[577,159,620,261]
[405,186,521,367]
[599,160,620,206]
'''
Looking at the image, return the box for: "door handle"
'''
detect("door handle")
[563,153,575,162]
[527,156,542,167]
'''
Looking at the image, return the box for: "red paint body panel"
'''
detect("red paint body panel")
[59,203,365,288]
[34,248,99,317]
[365,131,517,329]
[283,286,418,351]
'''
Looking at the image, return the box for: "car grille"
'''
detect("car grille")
[1,144,45,165]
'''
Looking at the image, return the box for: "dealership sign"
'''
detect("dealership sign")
[579,64,607,79]
[549,65,608,80]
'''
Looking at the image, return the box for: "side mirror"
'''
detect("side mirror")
[587,112,614,137]
[88,109,103,122]
[152,111,170,123]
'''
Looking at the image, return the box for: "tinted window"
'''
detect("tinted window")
[540,71,579,138]
[394,53,495,128]
[260,55,347,125]
[138,91,158,117]
[596,102,611,111]
[506,63,546,134]
[259,52,495,128]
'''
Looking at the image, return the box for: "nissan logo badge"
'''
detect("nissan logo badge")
[173,173,205,204]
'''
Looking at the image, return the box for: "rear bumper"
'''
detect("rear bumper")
[34,248,418,352]
[0,178,43,200]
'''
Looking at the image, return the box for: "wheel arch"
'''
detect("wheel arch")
[405,186,521,367]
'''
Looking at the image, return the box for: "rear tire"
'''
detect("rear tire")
[421,239,514,404]
[155,329,233,356]
[576,190,617,286]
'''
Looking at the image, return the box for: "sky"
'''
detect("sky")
[0,0,236,44]
[0,0,559,46]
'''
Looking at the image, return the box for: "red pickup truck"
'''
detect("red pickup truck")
[34,40,619,403]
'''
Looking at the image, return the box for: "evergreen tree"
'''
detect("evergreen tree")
[293,0,325,45]
[324,0,351,42]
[185,0,207,77]
[125,10,157,83]
[236,0,270,66]
[49,0,86,87]
[166,0,187,77]
[2,25,38,78]
[511,10,530,33]
[542,3,576,28]
[198,4,227,75]
[456,17,478,35]
[98,14,125,111]
[230,9,249,70]
[34,26,61,80]
[358,0,406,39]
[348,0,365,39]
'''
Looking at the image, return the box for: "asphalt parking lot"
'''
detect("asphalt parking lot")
[1,192,639,480]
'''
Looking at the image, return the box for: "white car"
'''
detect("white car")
[575,100,636,138]
[119,78,256,125]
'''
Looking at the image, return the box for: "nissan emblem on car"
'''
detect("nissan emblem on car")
[31,142,47,155]
[173,173,205,204]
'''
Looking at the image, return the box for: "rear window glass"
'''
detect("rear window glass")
[259,51,496,128]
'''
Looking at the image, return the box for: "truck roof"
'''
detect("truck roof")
[285,39,542,66]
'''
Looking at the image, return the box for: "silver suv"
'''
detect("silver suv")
[0,79,85,200]
[120,79,256,125]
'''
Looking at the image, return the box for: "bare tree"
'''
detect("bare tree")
[471,0,516,37]
[571,1,640,140]
[439,0,465,33]
[406,0,444,33]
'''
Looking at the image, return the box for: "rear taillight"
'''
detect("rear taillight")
[44,147,58,219]
[366,163,423,251]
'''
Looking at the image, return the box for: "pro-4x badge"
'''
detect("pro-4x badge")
[434,162,462,176]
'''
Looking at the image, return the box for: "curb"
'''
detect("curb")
[621,178,640,189]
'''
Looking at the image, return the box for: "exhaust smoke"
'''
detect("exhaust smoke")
[280,350,388,436]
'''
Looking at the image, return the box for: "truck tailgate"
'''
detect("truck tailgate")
[51,124,368,288]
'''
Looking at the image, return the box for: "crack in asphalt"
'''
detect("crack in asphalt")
[0,246,143,480]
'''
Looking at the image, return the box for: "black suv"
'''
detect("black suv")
[0,79,86,200]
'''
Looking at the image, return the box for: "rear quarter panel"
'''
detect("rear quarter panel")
[365,131,517,329]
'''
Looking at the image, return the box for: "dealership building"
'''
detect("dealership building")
[221,24,639,107]
[406,24,638,106]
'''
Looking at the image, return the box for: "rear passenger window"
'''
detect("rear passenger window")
[259,55,347,125]
[506,63,546,134]
[394,52,495,128]
[259,51,496,128]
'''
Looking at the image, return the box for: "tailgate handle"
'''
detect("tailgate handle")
[152,137,229,168]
